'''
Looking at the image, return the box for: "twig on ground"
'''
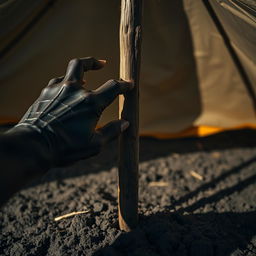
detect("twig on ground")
[190,170,203,181]
[148,181,169,187]
[211,152,221,158]
[54,210,90,221]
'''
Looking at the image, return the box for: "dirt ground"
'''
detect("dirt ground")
[0,129,256,256]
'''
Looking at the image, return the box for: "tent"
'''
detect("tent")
[0,0,255,137]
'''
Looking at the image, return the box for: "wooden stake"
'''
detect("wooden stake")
[118,0,143,231]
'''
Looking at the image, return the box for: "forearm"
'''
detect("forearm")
[0,127,51,204]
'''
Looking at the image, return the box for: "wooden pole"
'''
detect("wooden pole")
[118,0,143,231]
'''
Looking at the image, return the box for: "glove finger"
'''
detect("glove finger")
[63,57,106,83]
[94,79,133,110]
[47,76,64,87]
[97,120,129,145]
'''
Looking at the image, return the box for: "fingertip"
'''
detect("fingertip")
[99,59,107,64]
[118,80,134,92]
[94,59,107,70]
[120,120,130,132]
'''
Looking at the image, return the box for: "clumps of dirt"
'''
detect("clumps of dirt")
[0,129,256,256]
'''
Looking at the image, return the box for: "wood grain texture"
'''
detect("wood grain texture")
[118,0,143,231]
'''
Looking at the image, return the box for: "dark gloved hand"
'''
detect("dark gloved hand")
[9,57,133,167]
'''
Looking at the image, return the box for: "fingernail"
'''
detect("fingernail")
[94,59,107,70]
[121,120,129,132]
[98,59,107,65]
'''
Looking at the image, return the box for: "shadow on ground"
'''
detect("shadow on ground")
[173,157,256,213]
[93,166,256,256]
[37,128,256,179]
[92,154,256,256]
[93,211,256,256]
[0,128,256,255]
[1,128,256,210]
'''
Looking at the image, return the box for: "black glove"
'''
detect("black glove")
[8,57,133,167]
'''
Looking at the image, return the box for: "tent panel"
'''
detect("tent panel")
[184,0,255,128]
[0,0,255,134]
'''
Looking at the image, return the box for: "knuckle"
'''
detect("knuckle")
[48,77,59,87]
[40,87,51,99]
[69,58,80,66]
[108,79,118,85]
[108,79,120,93]
[62,81,73,87]
[83,91,104,116]
[48,78,56,84]
[41,86,50,94]
[85,56,95,61]
[83,91,97,105]
[107,79,119,90]
[48,77,64,87]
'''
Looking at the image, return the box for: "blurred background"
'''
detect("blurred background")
[0,0,255,137]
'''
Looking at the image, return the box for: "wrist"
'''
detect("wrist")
[4,125,54,171]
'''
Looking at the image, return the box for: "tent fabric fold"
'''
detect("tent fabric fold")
[209,0,256,95]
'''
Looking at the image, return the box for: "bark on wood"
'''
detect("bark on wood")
[118,0,143,232]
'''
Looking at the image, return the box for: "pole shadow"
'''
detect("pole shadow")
[171,156,256,210]
[93,211,256,256]
[92,167,256,256]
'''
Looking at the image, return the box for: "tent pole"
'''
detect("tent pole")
[118,0,143,231]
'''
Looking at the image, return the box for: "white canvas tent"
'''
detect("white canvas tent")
[0,0,255,137]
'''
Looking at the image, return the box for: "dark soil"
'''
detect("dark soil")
[0,129,256,256]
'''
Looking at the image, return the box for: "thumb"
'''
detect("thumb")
[97,120,129,145]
